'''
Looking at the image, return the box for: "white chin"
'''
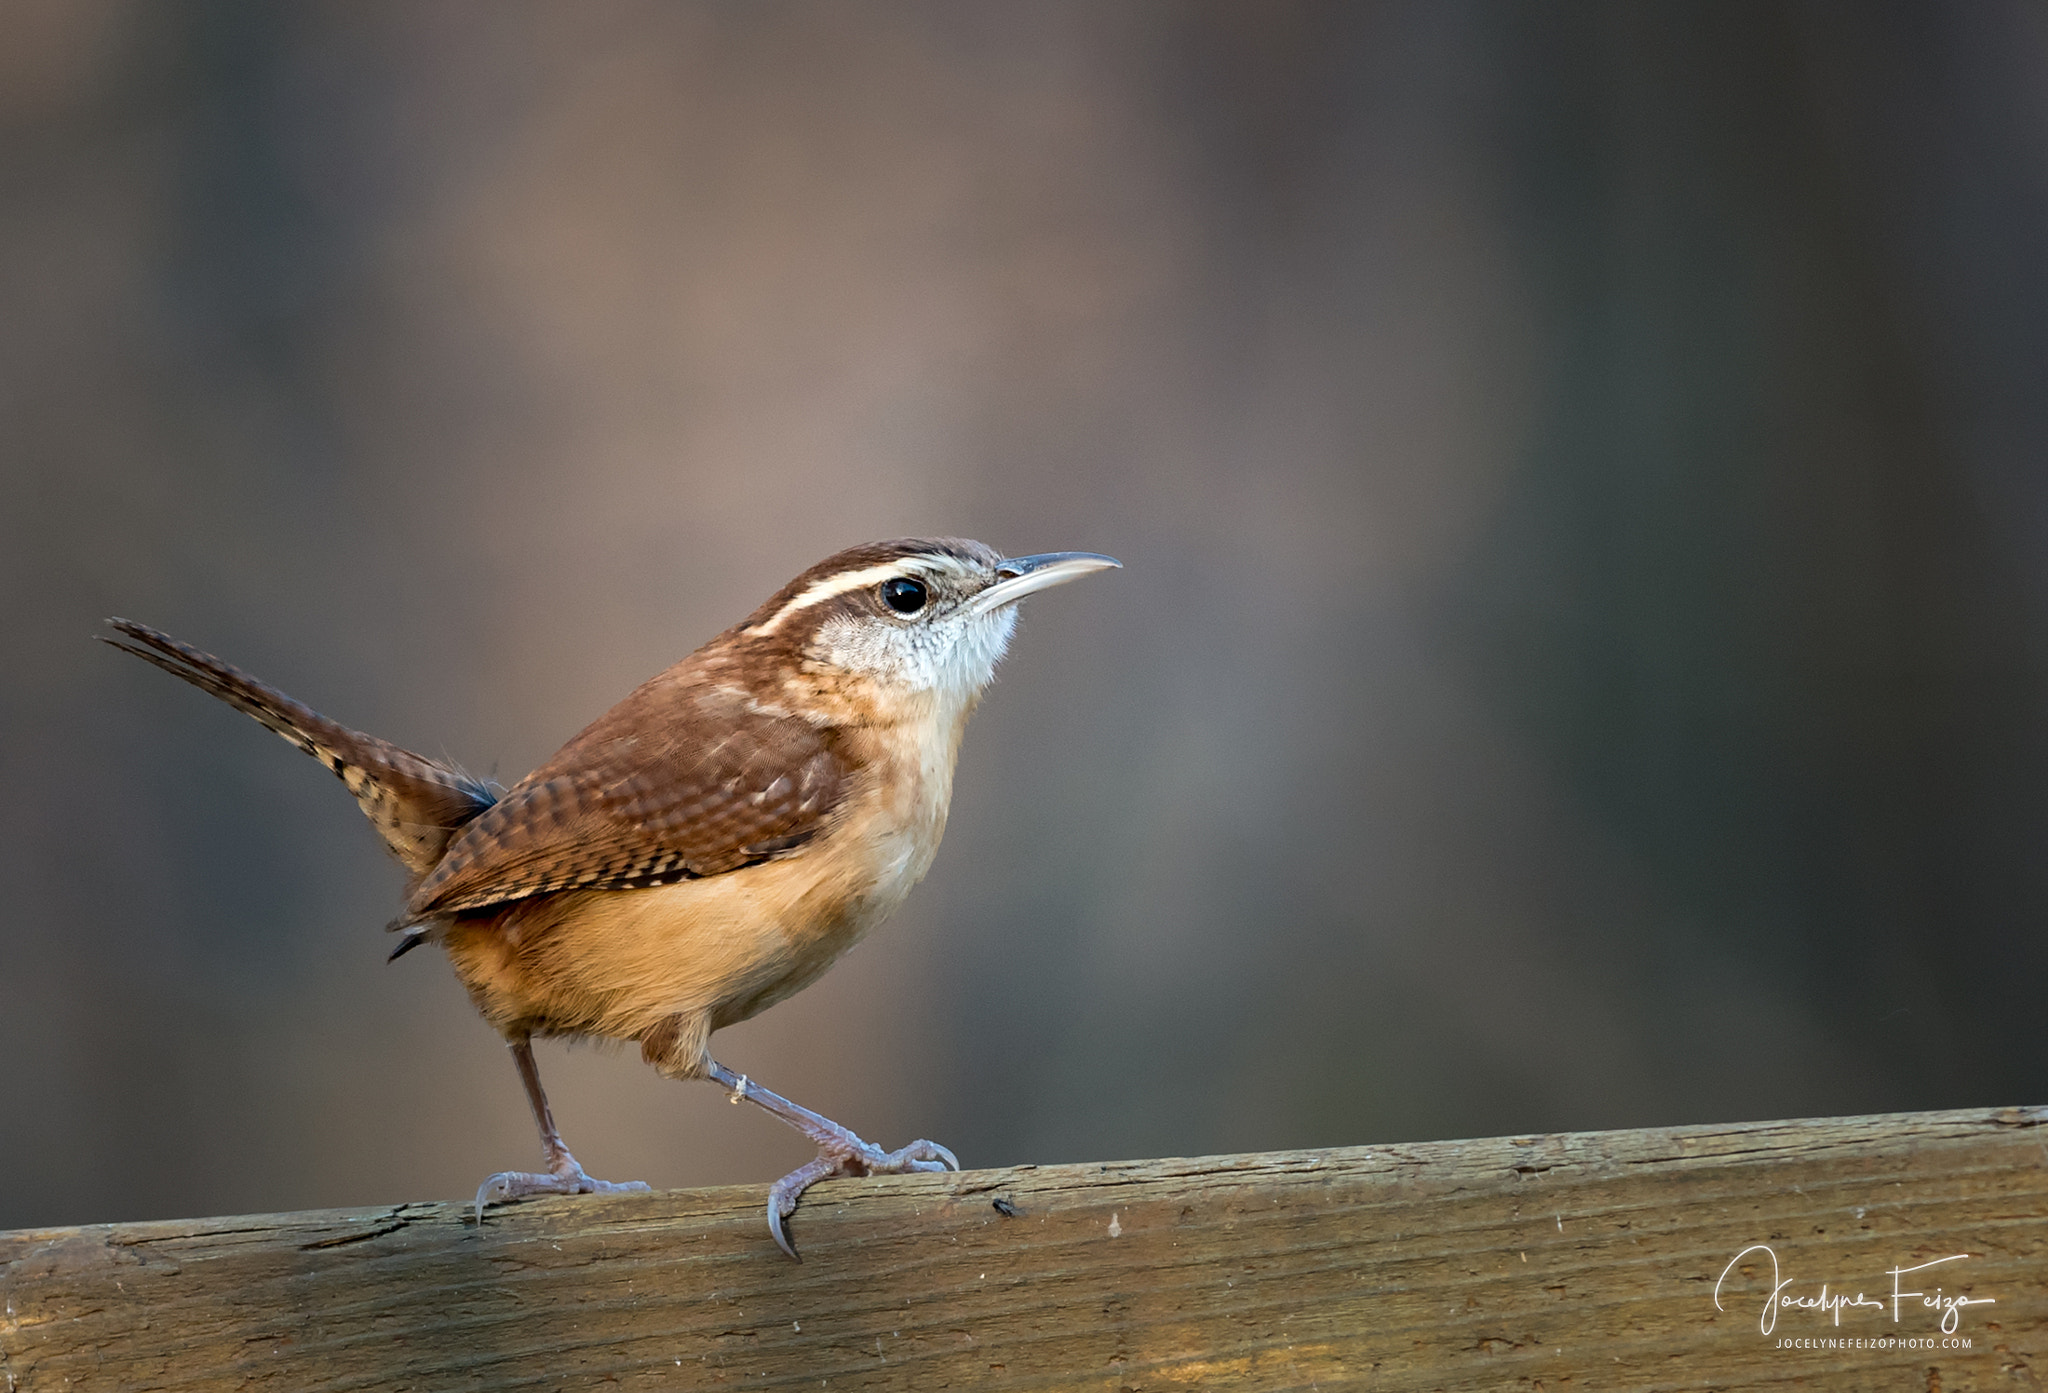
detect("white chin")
[815,607,1017,696]
[941,608,1018,696]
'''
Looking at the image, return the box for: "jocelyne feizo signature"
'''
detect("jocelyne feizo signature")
[1714,1245,1996,1336]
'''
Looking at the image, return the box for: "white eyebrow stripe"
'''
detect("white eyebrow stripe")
[747,561,919,634]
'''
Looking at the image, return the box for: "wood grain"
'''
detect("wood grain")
[4,1106,2043,1391]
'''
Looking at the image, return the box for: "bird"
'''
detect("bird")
[103,537,1118,1257]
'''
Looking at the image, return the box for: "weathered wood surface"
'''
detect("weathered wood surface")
[2,1106,2042,1391]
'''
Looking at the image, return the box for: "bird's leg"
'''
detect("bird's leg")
[473,1034,651,1220]
[705,1059,957,1259]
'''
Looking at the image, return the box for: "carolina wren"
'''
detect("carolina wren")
[105,538,1118,1257]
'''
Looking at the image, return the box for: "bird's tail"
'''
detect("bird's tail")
[102,619,497,880]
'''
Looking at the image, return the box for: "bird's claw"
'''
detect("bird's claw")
[765,1137,960,1260]
[473,1160,651,1222]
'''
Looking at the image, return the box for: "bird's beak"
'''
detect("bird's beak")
[971,551,1122,614]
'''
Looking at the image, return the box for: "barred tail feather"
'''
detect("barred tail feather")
[103,619,497,878]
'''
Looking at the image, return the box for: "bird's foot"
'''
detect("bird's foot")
[473,1155,651,1221]
[704,1060,958,1259]
[767,1134,958,1260]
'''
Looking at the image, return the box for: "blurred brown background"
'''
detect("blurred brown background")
[5,0,2047,1231]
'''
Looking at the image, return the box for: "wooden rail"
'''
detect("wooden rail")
[3,1106,2042,1391]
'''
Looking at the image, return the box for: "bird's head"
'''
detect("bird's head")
[733,538,1119,709]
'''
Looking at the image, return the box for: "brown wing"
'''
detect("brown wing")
[408,680,848,918]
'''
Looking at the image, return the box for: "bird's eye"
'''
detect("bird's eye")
[880,577,928,615]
